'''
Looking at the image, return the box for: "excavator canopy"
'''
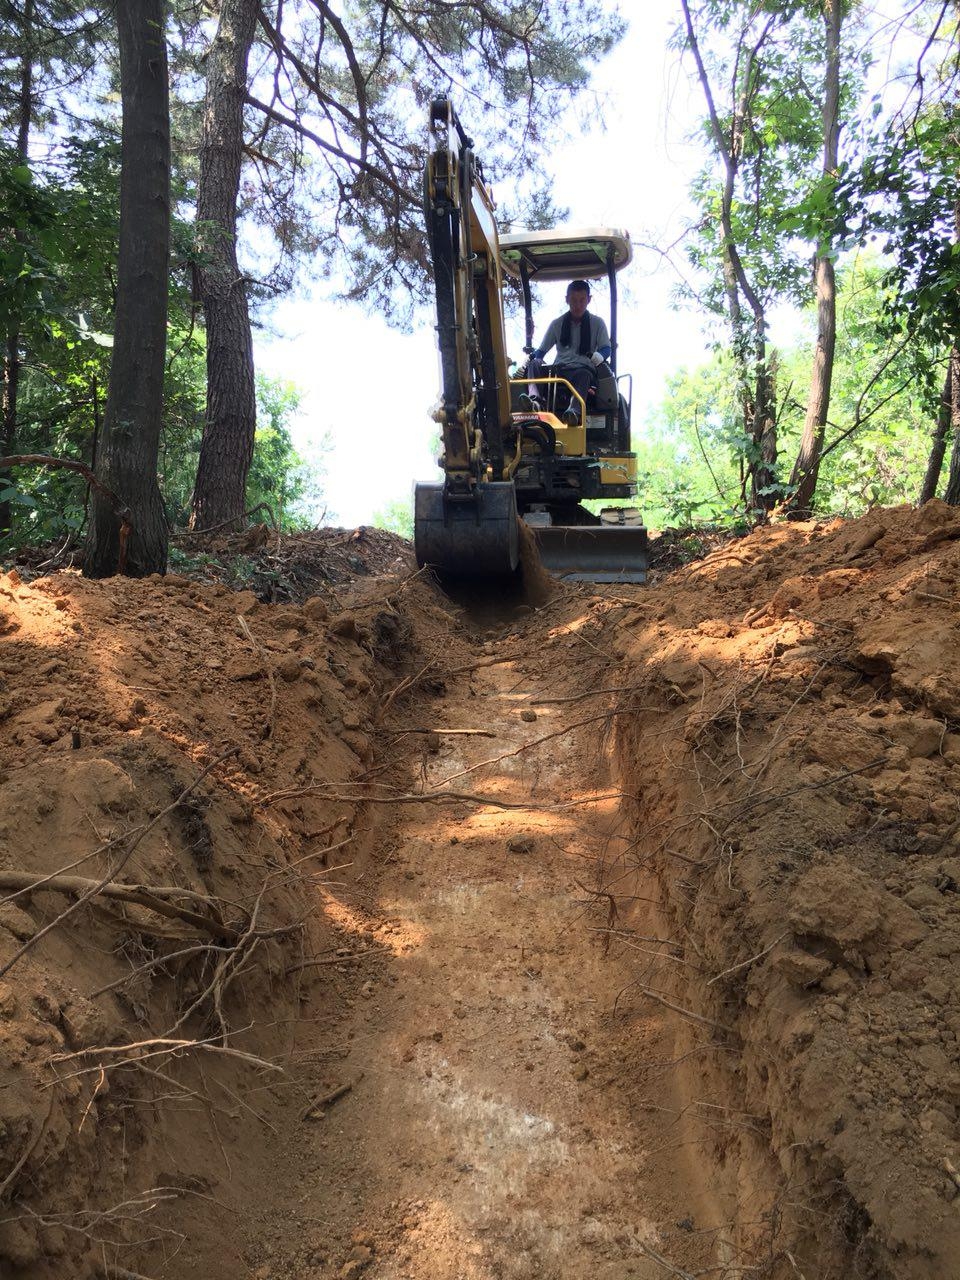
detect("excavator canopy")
[499,228,632,283]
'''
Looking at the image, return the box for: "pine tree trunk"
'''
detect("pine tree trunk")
[1,0,35,539]
[920,356,954,504]
[84,0,169,578]
[190,0,258,532]
[789,0,842,518]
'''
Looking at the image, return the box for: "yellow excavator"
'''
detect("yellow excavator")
[414,98,648,583]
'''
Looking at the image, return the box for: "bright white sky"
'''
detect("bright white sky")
[254,5,718,525]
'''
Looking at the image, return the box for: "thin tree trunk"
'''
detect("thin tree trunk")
[943,350,960,504]
[681,0,777,516]
[84,0,169,578]
[789,0,843,517]
[920,356,954,504]
[190,0,258,532]
[1,0,35,539]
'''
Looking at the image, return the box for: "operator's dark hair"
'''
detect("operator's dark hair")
[567,279,591,294]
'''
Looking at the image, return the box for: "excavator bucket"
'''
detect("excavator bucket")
[531,523,649,583]
[414,481,520,577]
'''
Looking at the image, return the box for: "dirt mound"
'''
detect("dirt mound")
[0,550,468,1278]
[10,525,415,603]
[606,500,960,1278]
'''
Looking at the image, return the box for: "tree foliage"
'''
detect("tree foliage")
[670,0,960,521]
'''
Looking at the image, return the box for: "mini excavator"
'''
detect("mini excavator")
[414,98,648,583]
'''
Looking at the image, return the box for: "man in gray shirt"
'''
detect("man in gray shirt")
[522,280,611,424]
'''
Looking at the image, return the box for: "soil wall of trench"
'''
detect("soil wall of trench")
[0,531,474,1279]
[608,499,960,1279]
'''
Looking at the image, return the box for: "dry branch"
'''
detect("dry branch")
[48,1035,283,1076]
[431,707,652,789]
[444,654,517,676]
[284,947,389,975]
[379,649,441,719]
[636,985,738,1038]
[0,453,127,515]
[256,782,622,813]
[0,872,240,940]
[707,931,789,986]
[530,684,645,706]
[383,727,497,738]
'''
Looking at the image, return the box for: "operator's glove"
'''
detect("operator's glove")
[590,351,606,368]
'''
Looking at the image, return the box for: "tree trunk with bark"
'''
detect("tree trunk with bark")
[942,350,960,505]
[789,0,843,517]
[920,355,955,504]
[1,0,35,539]
[189,0,258,532]
[84,0,169,578]
[681,0,778,517]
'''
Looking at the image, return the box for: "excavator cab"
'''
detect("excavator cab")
[500,229,646,582]
[414,99,648,584]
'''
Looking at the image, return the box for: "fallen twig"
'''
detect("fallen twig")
[382,727,497,738]
[707,931,789,987]
[300,1073,363,1119]
[431,708,651,789]
[636,1239,698,1279]
[530,684,646,706]
[444,654,518,676]
[284,948,389,976]
[48,1034,283,1077]
[256,782,623,812]
[379,649,442,719]
[636,985,738,1037]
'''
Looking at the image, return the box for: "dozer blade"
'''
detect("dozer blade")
[415,481,520,577]
[531,524,649,583]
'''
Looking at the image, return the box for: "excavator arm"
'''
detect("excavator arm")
[414,99,520,575]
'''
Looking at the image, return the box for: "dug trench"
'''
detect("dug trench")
[3,505,960,1278]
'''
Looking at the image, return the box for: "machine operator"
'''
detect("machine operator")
[521,279,612,424]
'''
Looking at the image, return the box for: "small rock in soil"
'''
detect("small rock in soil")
[507,835,534,854]
[520,709,537,722]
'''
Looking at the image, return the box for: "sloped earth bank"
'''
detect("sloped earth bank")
[2,507,960,1279]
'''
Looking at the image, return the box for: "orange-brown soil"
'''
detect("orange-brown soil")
[1,505,960,1279]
